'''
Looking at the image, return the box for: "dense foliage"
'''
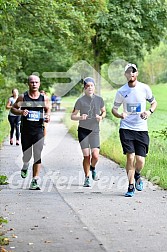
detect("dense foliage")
[0,0,167,96]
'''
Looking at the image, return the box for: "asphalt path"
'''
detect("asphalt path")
[0,112,167,252]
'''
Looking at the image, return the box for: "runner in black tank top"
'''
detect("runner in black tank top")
[21,91,44,134]
[11,75,50,190]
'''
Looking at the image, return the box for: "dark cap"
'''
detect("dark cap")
[83,77,95,87]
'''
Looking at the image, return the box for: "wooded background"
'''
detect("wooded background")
[0,0,167,99]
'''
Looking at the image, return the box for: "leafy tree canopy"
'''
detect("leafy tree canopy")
[93,0,167,65]
[0,0,167,95]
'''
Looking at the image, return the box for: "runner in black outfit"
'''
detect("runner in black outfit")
[11,75,50,190]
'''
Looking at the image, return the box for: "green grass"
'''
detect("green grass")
[0,175,8,185]
[0,111,10,147]
[0,111,10,185]
[62,84,167,189]
[0,111,9,247]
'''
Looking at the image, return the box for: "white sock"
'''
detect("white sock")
[33,176,39,180]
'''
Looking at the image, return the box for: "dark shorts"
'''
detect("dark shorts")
[78,127,100,149]
[119,129,149,157]
[21,131,44,164]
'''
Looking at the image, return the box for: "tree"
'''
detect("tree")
[92,0,167,83]
[138,42,167,84]
[0,0,167,94]
[0,0,106,91]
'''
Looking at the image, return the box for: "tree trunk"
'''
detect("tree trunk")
[94,61,101,95]
[92,35,102,95]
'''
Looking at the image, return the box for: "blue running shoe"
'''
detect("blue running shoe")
[90,165,99,181]
[83,177,90,187]
[125,188,135,197]
[135,179,143,191]
[92,170,99,181]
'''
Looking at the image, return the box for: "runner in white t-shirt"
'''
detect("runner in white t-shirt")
[6,89,21,145]
[112,63,157,197]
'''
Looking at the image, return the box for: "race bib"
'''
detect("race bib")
[27,111,40,121]
[127,103,141,114]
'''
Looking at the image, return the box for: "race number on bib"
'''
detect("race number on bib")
[27,111,40,121]
[127,103,141,114]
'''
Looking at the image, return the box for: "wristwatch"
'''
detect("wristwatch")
[149,108,154,114]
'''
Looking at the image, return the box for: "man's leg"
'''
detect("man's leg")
[126,153,136,184]
[134,155,145,191]
[30,159,42,190]
[21,133,32,178]
[135,155,145,173]
[30,132,44,190]
[125,153,135,197]
[133,131,149,191]
[33,163,41,178]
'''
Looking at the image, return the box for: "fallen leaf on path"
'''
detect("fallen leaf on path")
[12,234,18,238]
[0,247,8,252]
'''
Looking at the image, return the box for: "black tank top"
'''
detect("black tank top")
[21,91,44,134]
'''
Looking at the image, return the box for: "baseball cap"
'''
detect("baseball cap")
[124,63,138,73]
[83,77,95,87]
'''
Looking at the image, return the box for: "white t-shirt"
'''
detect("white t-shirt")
[113,81,155,131]
[8,97,17,116]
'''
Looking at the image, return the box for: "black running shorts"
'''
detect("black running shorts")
[119,129,149,157]
[21,131,44,164]
[78,127,100,149]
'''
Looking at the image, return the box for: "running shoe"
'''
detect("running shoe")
[135,179,143,191]
[21,169,28,178]
[91,170,99,181]
[90,165,99,181]
[83,177,90,187]
[29,179,41,190]
[16,141,19,146]
[125,187,135,197]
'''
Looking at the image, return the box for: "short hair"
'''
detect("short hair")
[28,75,40,83]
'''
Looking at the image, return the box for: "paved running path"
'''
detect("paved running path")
[0,112,167,252]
